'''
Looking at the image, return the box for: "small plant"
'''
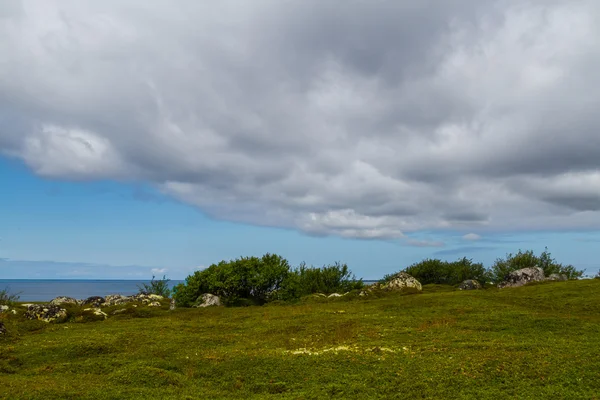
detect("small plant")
[0,287,20,306]
[138,275,171,298]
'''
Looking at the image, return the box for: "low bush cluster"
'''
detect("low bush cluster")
[381,247,584,286]
[173,254,363,307]
[382,257,487,286]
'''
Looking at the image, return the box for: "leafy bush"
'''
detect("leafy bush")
[381,257,487,286]
[489,247,584,283]
[173,253,291,307]
[277,262,364,301]
[138,275,171,298]
[0,287,20,306]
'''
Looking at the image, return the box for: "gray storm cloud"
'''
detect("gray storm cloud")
[1,0,599,238]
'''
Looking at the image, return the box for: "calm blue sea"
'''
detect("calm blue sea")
[0,280,185,302]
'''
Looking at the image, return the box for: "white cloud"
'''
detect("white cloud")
[462,233,482,241]
[1,0,600,238]
[150,268,168,275]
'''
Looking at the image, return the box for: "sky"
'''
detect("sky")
[1,0,599,279]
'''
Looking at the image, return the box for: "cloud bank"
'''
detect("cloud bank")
[1,0,600,239]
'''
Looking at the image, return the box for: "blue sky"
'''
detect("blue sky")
[2,157,598,279]
[1,2,600,279]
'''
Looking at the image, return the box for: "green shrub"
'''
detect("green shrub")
[277,262,364,301]
[138,275,171,298]
[489,247,584,283]
[173,253,291,307]
[0,287,20,306]
[381,257,487,286]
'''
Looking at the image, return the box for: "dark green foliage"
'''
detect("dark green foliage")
[138,275,171,298]
[489,247,584,283]
[278,262,364,301]
[0,287,21,306]
[382,257,488,286]
[173,253,291,307]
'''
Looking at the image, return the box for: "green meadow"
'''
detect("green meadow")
[1,279,599,399]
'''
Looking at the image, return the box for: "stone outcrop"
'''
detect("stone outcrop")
[83,308,108,319]
[458,280,482,290]
[131,293,164,305]
[193,293,221,308]
[50,296,79,306]
[104,294,133,307]
[497,267,545,289]
[547,273,568,282]
[25,304,67,323]
[81,296,106,308]
[382,272,423,292]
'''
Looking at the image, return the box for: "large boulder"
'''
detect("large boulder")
[82,307,108,320]
[25,304,67,323]
[193,293,221,308]
[458,280,482,290]
[0,321,6,335]
[81,296,106,308]
[50,296,79,306]
[546,273,568,282]
[382,272,422,292]
[498,267,545,289]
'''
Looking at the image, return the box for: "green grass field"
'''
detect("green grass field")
[1,280,599,399]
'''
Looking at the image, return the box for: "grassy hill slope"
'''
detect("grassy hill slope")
[1,279,599,399]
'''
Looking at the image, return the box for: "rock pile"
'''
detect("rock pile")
[24,304,67,322]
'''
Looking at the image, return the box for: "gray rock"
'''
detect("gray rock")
[498,267,545,289]
[81,296,106,308]
[104,294,133,306]
[547,273,568,281]
[49,296,79,306]
[458,280,482,290]
[382,272,423,292]
[193,293,221,308]
[169,298,176,311]
[0,305,9,313]
[25,304,67,323]
[0,321,6,335]
[148,301,161,307]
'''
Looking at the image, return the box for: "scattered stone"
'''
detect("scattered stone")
[169,298,176,311]
[81,296,106,308]
[0,321,6,335]
[0,305,9,313]
[83,308,108,319]
[148,301,161,307]
[25,304,67,323]
[498,267,545,289]
[193,293,221,308]
[458,280,482,290]
[382,272,423,292]
[328,293,342,298]
[547,273,568,282]
[50,296,79,306]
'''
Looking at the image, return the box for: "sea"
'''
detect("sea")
[0,279,185,302]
